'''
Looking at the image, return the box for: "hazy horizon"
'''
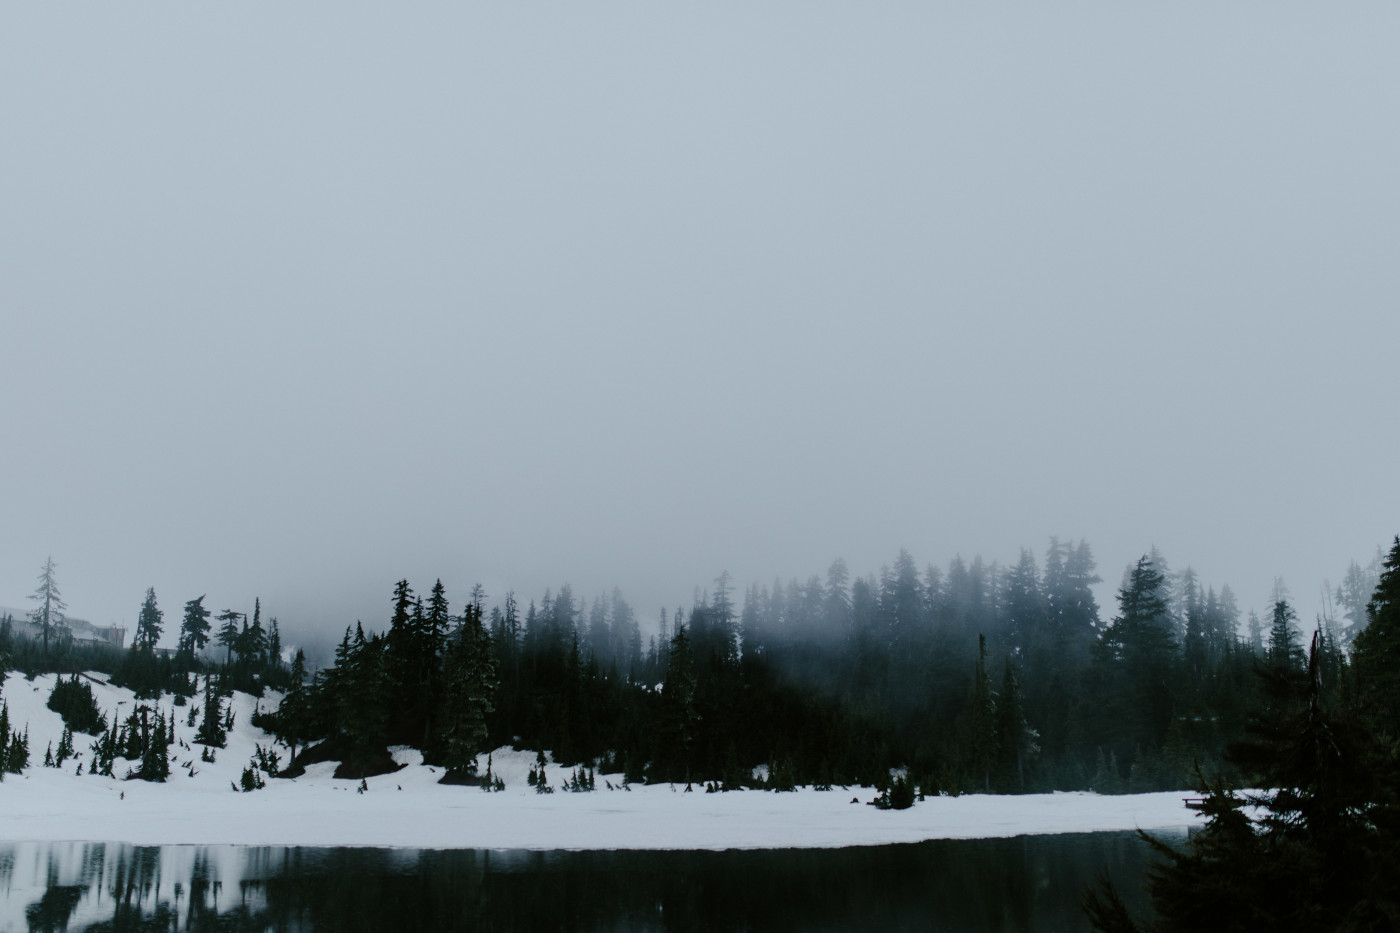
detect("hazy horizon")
[4,3,1396,660]
[2,535,1389,666]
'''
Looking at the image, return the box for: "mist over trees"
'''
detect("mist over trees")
[0,539,1381,799]
[242,537,1362,795]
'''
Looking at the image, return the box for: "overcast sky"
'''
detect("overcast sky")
[3,3,1396,657]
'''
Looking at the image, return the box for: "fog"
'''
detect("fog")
[3,3,1396,658]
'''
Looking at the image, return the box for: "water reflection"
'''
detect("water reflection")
[0,831,1174,932]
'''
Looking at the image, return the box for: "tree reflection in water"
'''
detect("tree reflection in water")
[4,831,1173,932]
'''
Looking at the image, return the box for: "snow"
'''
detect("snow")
[0,671,1203,851]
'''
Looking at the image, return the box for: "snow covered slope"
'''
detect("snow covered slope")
[0,671,1202,850]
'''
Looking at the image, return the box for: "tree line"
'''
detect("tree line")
[2,576,291,700]
[251,537,1381,796]
[1,540,1386,797]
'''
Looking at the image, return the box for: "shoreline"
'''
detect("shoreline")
[0,764,1201,851]
[1,671,1202,852]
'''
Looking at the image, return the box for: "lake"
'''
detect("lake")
[1,830,1176,931]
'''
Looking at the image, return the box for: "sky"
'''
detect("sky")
[2,3,1397,659]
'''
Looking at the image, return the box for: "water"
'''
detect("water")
[0,831,1175,932]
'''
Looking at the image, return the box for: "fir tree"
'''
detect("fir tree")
[994,658,1038,792]
[195,677,226,747]
[656,625,698,782]
[1266,599,1304,671]
[267,619,282,671]
[964,634,997,792]
[0,703,10,777]
[1095,556,1177,765]
[533,749,553,793]
[1245,609,1264,656]
[1354,536,1400,736]
[240,759,265,791]
[137,709,170,781]
[7,728,29,774]
[134,587,163,652]
[274,649,310,766]
[339,623,391,765]
[239,598,268,670]
[179,594,213,660]
[28,556,68,658]
[405,579,451,747]
[439,603,498,780]
[1335,553,1382,649]
[216,610,243,668]
[95,721,118,777]
[0,616,12,674]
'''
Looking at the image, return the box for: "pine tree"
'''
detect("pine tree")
[824,558,852,631]
[196,677,226,747]
[994,658,1038,792]
[335,623,391,769]
[28,556,68,658]
[1097,556,1177,760]
[533,748,552,794]
[179,595,212,660]
[1106,557,1174,660]
[0,616,12,674]
[439,603,498,780]
[1354,536,1400,736]
[965,634,998,792]
[216,610,242,668]
[417,580,452,734]
[1245,610,1264,656]
[386,580,416,668]
[1266,599,1303,671]
[95,720,117,776]
[138,708,170,781]
[1211,585,1241,660]
[134,587,163,652]
[609,588,641,679]
[267,618,282,672]
[1182,580,1208,680]
[1044,539,1102,671]
[7,728,29,774]
[657,625,698,782]
[0,702,10,776]
[238,598,267,671]
[275,649,310,766]
[1335,550,1383,649]
[1002,549,1046,661]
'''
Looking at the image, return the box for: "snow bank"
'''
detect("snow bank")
[0,672,1202,850]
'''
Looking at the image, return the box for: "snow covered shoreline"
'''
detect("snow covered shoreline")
[1,672,1202,851]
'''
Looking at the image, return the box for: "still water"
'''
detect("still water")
[0,831,1176,932]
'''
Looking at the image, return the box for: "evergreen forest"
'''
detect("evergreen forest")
[3,538,1391,803]
[1087,537,1400,931]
